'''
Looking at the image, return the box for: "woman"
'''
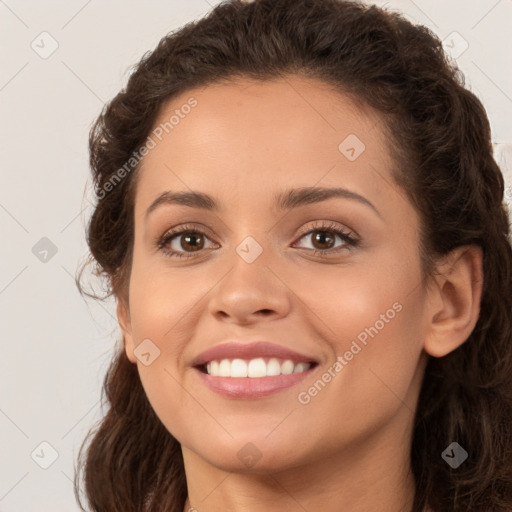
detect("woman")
[74,0,512,511]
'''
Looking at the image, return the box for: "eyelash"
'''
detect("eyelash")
[156,221,359,259]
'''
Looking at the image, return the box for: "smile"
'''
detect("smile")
[191,340,319,398]
[203,357,313,378]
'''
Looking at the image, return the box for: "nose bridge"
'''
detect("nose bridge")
[207,228,290,321]
[220,199,276,266]
[226,229,275,292]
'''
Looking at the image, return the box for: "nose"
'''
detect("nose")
[206,244,292,325]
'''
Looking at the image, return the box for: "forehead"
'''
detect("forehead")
[135,75,393,210]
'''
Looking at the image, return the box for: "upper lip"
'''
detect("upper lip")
[191,341,319,368]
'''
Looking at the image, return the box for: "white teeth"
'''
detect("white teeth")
[219,359,231,377]
[281,360,294,375]
[231,359,247,377]
[204,358,312,378]
[266,358,281,376]
[248,358,267,378]
[293,362,309,373]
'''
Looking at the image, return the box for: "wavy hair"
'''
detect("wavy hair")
[74,0,512,511]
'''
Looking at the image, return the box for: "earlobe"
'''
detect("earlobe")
[116,299,137,364]
[423,245,483,358]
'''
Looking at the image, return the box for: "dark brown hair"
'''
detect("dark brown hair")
[74,0,512,511]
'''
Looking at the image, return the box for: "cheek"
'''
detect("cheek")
[125,270,200,442]
[297,264,426,432]
[128,254,205,343]
[124,257,207,425]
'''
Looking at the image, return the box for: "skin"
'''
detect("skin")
[116,75,483,512]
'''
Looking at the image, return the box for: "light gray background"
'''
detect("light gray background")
[1,1,511,511]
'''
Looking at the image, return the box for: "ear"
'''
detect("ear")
[423,245,483,358]
[116,298,136,364]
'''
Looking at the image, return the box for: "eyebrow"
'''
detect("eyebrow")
[145,186,382,219]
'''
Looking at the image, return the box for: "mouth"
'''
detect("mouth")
[196,357,318,378]
[191,341,320,399]
[193,362,318,399]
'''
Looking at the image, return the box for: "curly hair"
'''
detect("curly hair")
[74,1,512,511]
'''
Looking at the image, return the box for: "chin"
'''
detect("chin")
[185,433,314,474]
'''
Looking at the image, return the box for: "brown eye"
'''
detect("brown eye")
[158,225,218,259]
[294,221,358,256]
[310,230,336,250]
[178,232,205,252]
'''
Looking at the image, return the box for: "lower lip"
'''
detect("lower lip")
[194,366,316,399]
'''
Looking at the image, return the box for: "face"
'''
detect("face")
[119,75,431,474]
